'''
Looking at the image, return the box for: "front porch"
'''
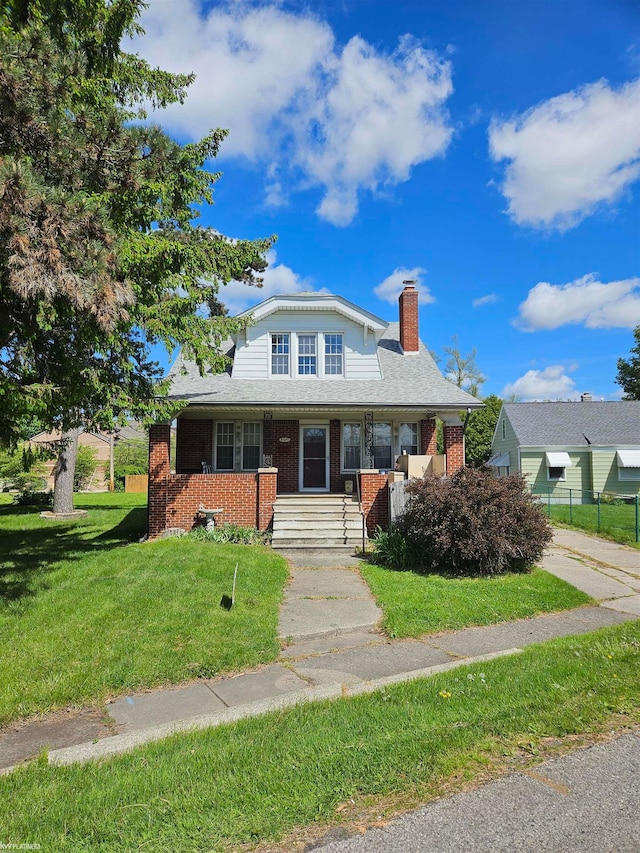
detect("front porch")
[147,412,464,539]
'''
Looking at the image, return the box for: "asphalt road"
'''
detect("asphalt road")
[315,733,640,853]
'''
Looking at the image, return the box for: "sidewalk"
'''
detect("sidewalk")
[1,529,639,773]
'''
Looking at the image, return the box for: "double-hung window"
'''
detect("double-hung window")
[297,335,317,375]
[343,423,361,470]
[242,423,261,470]
[216,422,234,470]
[324,334,343,375]
[271,334,290,375]
[399,423,418,456]
[373,423,392,470]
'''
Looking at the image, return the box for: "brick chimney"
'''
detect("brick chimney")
[399,281,419,353]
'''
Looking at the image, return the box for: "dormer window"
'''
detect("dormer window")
[269,331,345,378]
[324,334,343,375]
[297,335,317,375]
[271,334,290,375]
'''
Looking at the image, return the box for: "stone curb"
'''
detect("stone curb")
[26,649,525,771]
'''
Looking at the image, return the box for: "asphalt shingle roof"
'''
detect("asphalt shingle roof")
[167,322,481,410]
[503,401,640,446]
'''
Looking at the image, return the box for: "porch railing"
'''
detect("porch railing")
[355,473,367,553]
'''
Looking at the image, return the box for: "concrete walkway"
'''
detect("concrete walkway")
[541,527,640,616]
[1,529,639,773]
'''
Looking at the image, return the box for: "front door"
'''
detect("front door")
[300,426,328,490]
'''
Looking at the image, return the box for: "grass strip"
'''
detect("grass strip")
[359,563,590,638]
[1,621,638,852]
[0,495,288,723]
[546,502,640,549]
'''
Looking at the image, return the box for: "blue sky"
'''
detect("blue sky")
[134,0,640,400]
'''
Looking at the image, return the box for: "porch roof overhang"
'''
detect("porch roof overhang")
[175,402,477,418]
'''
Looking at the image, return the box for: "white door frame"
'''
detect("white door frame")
[299,424,330,492]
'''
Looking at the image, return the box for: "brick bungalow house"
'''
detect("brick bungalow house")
[148,284,481,539]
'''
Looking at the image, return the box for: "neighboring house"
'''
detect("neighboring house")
[148,284,482,537]
[30,423,146,491]
[488,400,640,500]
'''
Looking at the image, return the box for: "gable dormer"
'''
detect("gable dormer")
[231,293,388,380]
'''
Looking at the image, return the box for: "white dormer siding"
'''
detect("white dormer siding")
[232,309,383,380]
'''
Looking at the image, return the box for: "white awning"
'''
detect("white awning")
[545,452,572,467]
[488,451,510,467]
[616,449,640,467]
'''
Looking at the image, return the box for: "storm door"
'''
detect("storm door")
[300,426,328,490]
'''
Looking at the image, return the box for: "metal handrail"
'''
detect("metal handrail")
[355,472,366,553]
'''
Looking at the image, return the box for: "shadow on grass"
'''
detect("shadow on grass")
[0,506,147,607]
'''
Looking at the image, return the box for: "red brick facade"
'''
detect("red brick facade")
[444,424,465,475]
[329,419,342,492]
[149,416,461,538]
[270,419,299,493]
[148,424,277,537]
[420,418,437,455]
[359,470,390,535]
[399,285,419,353]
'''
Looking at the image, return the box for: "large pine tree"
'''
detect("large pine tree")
[0,0,274,512]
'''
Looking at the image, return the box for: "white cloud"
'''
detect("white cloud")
[502,366,579,401]
[472,293,498,308]
[374,267,435,305]
[134,2,453,225]
[515,274,640,331]
[218,250,312,314]
[489,79,640,229]
[298,35,453,225]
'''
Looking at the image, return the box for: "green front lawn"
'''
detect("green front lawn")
[359,562,591,638]
[546,501,640,548]
[1,622,638,852]
[0,494,288,724]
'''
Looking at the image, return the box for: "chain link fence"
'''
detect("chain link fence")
[530,485,640,544]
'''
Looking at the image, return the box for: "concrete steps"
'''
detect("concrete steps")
[272,494,366,551]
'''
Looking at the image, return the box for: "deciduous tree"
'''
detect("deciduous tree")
[443,336,485,396]
[616,326,640,401]
[464,394,503,467]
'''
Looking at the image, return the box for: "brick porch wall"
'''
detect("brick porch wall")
[420,418,438,455]
[148,425,277,536]
[148,424,171,537]
[444,425,465,475]
[270,420,299,493]
[330,419,342,492]
[359,470,389,535]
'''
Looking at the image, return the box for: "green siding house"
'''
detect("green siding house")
[489,401,640,502]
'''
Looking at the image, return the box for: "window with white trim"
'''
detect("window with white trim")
[324,334,343,375]
[373,422,392,470]
[399,423,419,456]
[501,419,506,440]
[271,334,290,375]
[297,334,317,375]
[215,422,234,470]
[343,423,361,470]
[242,423,261,470]
[547,466,566,481]
[619,466,640,481]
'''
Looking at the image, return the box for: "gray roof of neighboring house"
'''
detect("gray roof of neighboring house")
[503,401,640,447]
[167,322,481,410]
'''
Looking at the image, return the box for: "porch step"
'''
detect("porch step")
[274,519,362,532]
[272,494,366,552]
